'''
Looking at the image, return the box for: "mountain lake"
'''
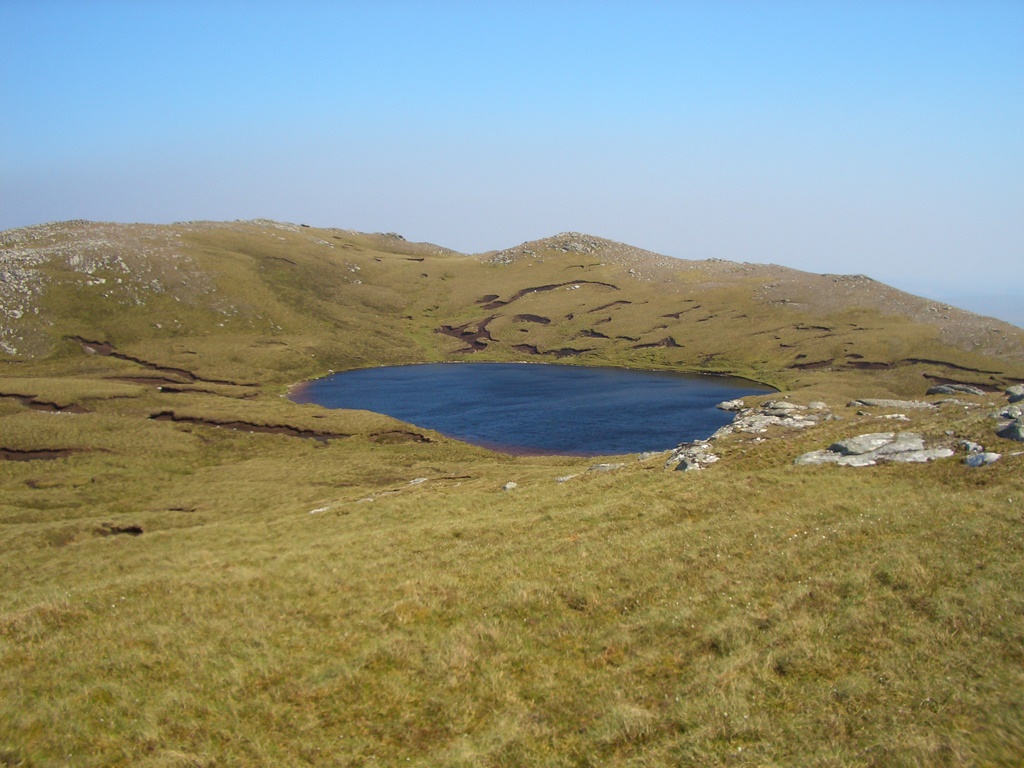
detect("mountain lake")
[290,363,773,456]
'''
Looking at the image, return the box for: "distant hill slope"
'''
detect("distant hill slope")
[2,219,1022,396]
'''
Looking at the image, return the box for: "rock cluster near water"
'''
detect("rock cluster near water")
[667,399,832,471]
[665,441,719,471]
[714,399,829,436]
[663,385,1024,474]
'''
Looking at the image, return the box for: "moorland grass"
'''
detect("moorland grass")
[3,372,1024,766]
[4,221,1024,765]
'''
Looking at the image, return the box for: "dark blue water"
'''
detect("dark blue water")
[291,363,771,456]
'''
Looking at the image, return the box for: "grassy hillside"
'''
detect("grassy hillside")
[3,220,1024,766]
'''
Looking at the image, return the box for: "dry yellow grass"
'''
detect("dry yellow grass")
[3,220,1024,765]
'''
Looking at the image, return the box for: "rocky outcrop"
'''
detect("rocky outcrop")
[667,400,834,471]
[665,442,718,471]
[678,386,1024,474]
[716,398,745,411]
[795,432,954,467]
[927,383,987,396]
[852,398,936,410]
[713,400,825,437]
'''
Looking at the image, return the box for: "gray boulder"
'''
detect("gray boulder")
[993,405,1024,420]
[716,398,746,411]
[1007,385,1024,403]
[830,432,897,455]
[966,452,1001,467]
[997,418,1024,442]
[927,384,986,396]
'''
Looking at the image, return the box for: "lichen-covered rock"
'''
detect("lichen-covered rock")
[927,384,986,396]
[886,447,955,463]
[830,432,898,455]
[873,433,926,455]
[729,407,818,434]
[716,398,746,411]
[797,432,952,467]
[665,442,718,471]
[836,454,880,467]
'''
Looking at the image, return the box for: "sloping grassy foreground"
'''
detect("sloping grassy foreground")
[3,220,1024,765]
[2,371,1024,766]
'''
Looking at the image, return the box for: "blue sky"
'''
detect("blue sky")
[3,1,1022,325]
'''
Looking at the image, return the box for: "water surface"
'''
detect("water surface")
[291,363,771,455]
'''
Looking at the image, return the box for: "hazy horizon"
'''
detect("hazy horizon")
[3,1,1021,328]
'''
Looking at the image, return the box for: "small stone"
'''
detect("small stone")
[807,401,829,410]
[502,482,518,491]
[1007,385,1024,403]
[959,440,984,454]
[588,463,624,472]
[966,452,1001,467]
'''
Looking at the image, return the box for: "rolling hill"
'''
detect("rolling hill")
[3,219,1023,393]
